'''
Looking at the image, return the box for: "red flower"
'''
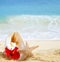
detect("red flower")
[4,47,20,60]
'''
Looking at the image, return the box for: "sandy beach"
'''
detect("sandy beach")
[0,40,60,62]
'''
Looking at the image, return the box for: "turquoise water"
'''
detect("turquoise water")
[0,16,7,23]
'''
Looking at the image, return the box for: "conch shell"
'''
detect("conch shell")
[5,32,39,60]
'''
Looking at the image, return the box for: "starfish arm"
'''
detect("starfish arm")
[29,45,39,51]
[18,49,28,60]
[18,50,25,53]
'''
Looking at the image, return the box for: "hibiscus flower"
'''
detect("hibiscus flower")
[4,47,20,60]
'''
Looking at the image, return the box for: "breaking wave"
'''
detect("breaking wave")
[0,15,60,40]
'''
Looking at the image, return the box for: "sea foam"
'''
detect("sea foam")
[0,15,60,40]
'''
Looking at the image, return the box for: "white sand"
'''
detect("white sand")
[0,40,60,62]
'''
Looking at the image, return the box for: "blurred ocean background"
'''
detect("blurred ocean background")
[0,15,60,40]
[0,0,60,40]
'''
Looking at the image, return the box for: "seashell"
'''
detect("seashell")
[5,32,39,60]
[5,32,25,50]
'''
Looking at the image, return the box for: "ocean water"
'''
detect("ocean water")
[0,15,60,40]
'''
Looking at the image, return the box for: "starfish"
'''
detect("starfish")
[19,42,39,60]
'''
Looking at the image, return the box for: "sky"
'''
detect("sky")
[0,0,60,16]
